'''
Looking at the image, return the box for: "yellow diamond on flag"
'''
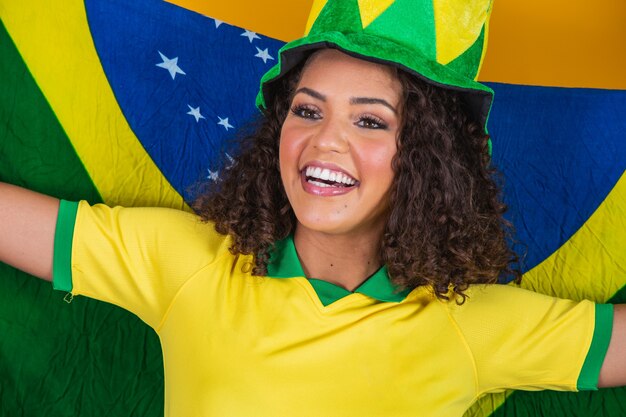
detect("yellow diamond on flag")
[357,0,395,28]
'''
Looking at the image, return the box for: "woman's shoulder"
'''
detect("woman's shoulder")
[444,283,594,328]
[73,200,234,261]
[454,283,583,309]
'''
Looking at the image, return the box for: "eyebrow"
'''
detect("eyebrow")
[350,97,398,115]
[295,87,326,101]
[294,87,398,115]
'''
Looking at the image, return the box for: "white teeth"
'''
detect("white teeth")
[309,180,331,188]
[304,165,357,186]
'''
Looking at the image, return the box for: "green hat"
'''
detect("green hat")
[256,0,495,131]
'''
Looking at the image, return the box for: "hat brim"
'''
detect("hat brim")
[256,31,494,131]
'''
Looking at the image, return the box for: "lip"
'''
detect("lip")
[300,173,357,196]
[299,161,359,197]
[300,161,358,181]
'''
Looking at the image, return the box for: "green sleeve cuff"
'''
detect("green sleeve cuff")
[577,303,614,390]
[52,200,79,292]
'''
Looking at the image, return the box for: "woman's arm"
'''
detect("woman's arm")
[598,304,626,387]
[0,182,59,281]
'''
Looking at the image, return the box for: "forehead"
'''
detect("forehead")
[297,49,402,101]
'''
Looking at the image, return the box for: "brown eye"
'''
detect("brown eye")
[357,116,387,130]
[291,105,321,120]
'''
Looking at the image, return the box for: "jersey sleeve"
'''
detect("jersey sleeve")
[446,284,613,395]
[52,200,232,329]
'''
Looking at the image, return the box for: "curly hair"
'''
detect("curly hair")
[193,55,520,302]
[385,70,520,301]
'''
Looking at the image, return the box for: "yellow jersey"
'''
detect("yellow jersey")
[52,201,612,417]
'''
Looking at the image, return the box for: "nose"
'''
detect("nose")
[310,117,350,153]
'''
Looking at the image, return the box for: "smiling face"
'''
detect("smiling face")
[279,49,403,240]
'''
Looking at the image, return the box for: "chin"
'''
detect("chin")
[294,212,348,235]
[287,187,390,238]
[294,209,387,238]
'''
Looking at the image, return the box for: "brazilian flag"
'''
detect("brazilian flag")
[1,0,625,415]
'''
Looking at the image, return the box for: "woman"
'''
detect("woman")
[197,47,513,301]
[1,0,625,416]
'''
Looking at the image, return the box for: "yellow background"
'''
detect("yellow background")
[168,0,625,90]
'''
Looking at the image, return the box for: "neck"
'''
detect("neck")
[293,225,384,291]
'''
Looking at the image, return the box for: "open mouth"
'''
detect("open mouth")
[303,166,358,188]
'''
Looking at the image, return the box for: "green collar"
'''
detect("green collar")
[267,236,411,306]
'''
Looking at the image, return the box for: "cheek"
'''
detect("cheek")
[278,126,294,171]
[278,124,304,181]
[358,140,397,182]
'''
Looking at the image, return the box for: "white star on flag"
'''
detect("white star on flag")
[187,105,205,122]
[207,169,219,181]
[156,51,186,79]
[217,116,234,130]
[214,19,224,28]
[254,47,274,64]
[241,30,260,43]
[225,153,235,166]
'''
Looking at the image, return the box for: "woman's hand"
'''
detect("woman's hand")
[0,182,59,281]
